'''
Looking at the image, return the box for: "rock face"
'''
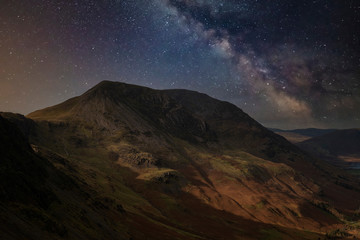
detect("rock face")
[2,81,360,239]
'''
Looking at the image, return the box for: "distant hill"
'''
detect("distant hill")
[297,129,360,169]
[270,128,337,143]
[2,81,360,239]
[271,128,338,137]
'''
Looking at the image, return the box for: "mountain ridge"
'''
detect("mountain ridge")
[28,81,304,162]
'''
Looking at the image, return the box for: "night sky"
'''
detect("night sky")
[1,0,359,129]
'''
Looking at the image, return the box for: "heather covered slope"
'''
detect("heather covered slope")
[0,116,323,240]
[3,81,360,239]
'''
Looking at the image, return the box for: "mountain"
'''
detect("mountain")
[270,128,337,143]
[297,129,360,170]
[2,80,360,239]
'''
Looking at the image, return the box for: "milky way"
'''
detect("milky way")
[0,0,359,128]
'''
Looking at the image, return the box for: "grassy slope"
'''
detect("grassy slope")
[26,118,326,240]
[16,118,348,239]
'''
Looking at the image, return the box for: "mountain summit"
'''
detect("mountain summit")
[29,81,299,161]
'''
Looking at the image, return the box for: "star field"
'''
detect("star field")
[0,0,359,128]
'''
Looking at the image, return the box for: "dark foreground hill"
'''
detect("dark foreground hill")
[2,81,360,239]
[0,116,129,239]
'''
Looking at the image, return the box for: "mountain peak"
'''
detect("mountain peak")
[27,81,300,161]
[87,80,149,92]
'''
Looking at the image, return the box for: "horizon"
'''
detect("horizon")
[0,79,355,131]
